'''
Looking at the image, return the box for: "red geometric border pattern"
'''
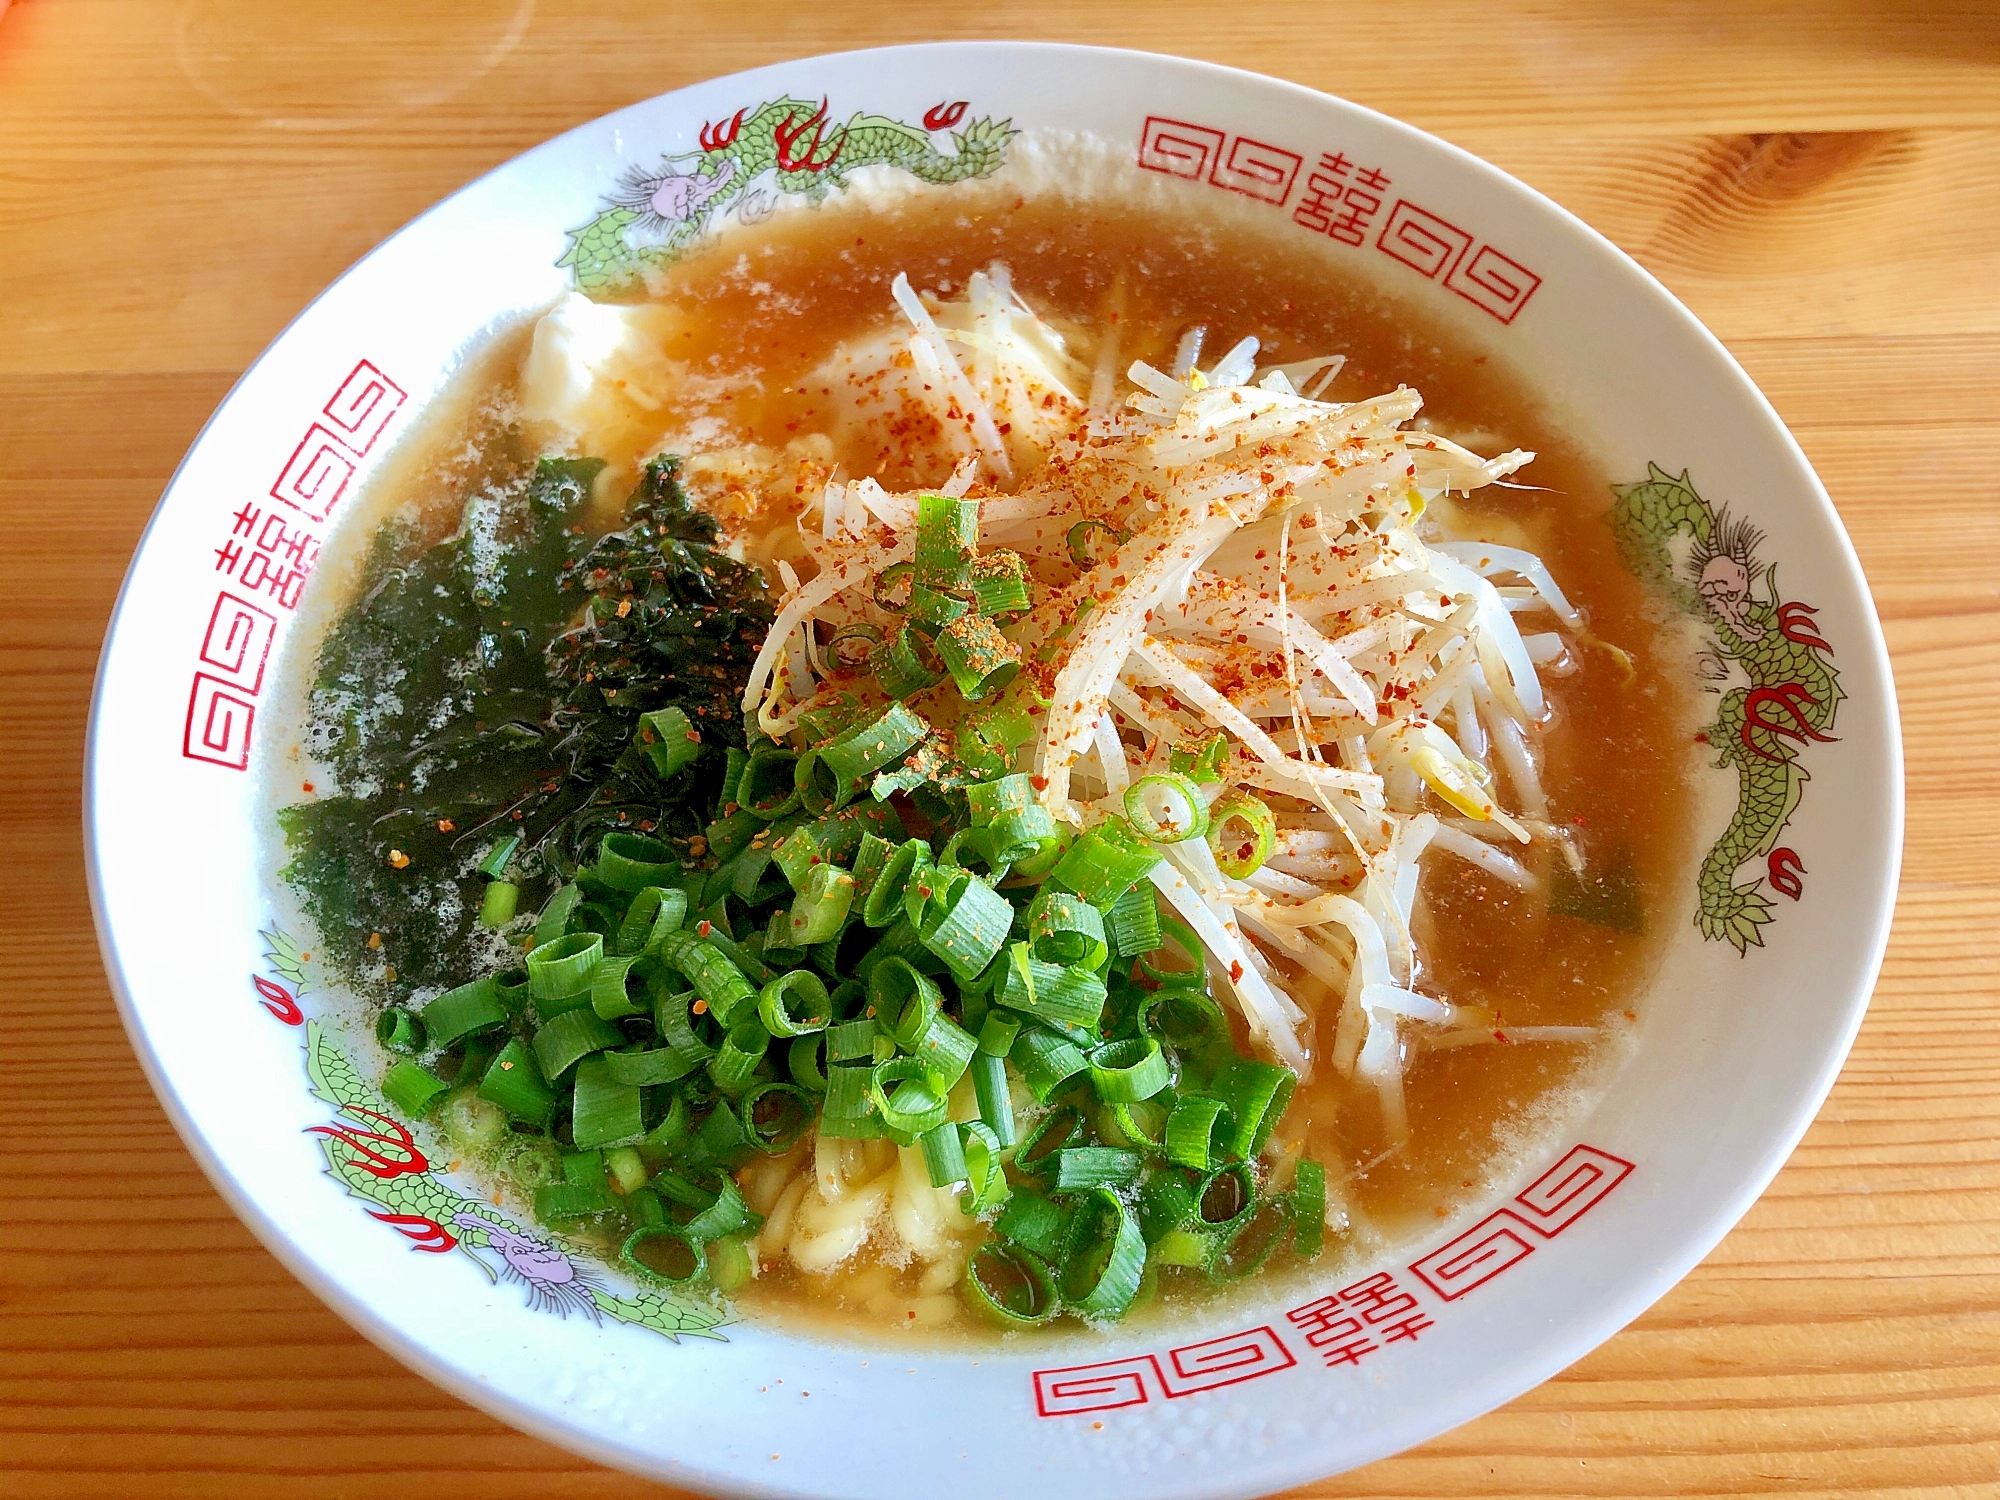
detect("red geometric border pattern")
[1033,1142,1631,1415]
[183,358,403,770]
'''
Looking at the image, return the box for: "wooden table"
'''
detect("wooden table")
[4,2,1996,1494]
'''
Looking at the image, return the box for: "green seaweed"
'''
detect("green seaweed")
[280,456,771,995]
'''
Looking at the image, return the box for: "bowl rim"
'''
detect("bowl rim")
[85,38,1904,1497]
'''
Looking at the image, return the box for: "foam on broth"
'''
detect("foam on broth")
[274,154,1698,1342]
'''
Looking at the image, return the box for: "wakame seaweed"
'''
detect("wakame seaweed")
[280,455,771,994]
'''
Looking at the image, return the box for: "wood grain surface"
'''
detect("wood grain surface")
[3,2,1997,1495]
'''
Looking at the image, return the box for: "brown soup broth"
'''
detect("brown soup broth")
[307,173,1698,1340]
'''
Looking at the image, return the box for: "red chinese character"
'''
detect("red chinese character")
[1286,1294,1380,1368]
[230,501,263,537]
[237,550,302,609]
[213,538,245,574]
[1294,153,1373,242]
[1355,165,1392,192]
[257,512,291,552]
[1337,1270,1433,1343]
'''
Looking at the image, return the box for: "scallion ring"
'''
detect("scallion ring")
[868,1056,950,1140]
[962,1241,1059,1328]
[757,968,832,1037]
[1059,1187,1147,1318]
[828,621,885,671]
[1067,518,1129,570]
[1124,772,1211,844]
[873,560,915,612]
[1088,1036,1172,1102]
[1206,789,1277,878]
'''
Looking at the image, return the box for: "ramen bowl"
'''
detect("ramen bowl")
[87,41,1900,1498]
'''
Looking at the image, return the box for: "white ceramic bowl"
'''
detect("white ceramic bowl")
[88,42,1901,1498]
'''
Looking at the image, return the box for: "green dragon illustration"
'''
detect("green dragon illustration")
[1609,463,1843,952]
[270,928,724,1342]
[558,95,1017,291]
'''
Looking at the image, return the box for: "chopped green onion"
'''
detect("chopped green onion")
[917,868,1013,983]
[958,1120,1012,1214]
[828,621,884,671]
[968,549,1030,613]
[604,1043,703,1087]
[1142,988,1229,1052]
[1213,1197,1293,1280]
[690,1098,750,1165]
[1210,1058,1298,1160]
[1059,1188,1147,1318]
[1207,789,1277,879]
[440,1089,508,1153]
[869,1056,950,1140]
[908,1012,978,1092]
[1010,1026,1091,1103]
[708,1019,770,1094]
[1016,1101,1086,1180]
[533,882,582,948]
[872,622,944,699]
[638,705,702,778]
[478,1038,555,1124]
[1123,772,1211,844]
[1007,826,1072,882]
[757,969,832,1037]
[570,1055,644,1149]
[1148,1228,1217,1269]
[375,1007,425,1055]
[643,1092,693,1154]
[994,942,1108,1030]
[935,612,1021,701]
[871,957,943,1046]
[994,1187,1069,1263]
[1106,1097,1170,1156]
[1168,733,1229,785]
[1193,1163,1258,1236]
[919,1120,970,1187]
[821,1062,880,1133]
[1088,1037,1172,1102]
[1104,883,1163,956]
[1066,517,1127,569]
[531,1005,623,1081]
[1054,1145,1143,1191]
[971,1050,1016,1147]
[526,932,603,1004]
[873,560,915,613]
[624,1224,703,1283]
[589,954,646,1020]
[908,581,971,631]
[740,1081,814,1152]
[915,493,980,589]
[1049,822,1159,905]
[786,864,857,946]
[605,1145,649,1195]
[707,1234,755,1291]
[381,1059,450,1116]
[826,1017,881,1064]
[1027,888,1109,970]
[819,703,931,807]
[740,744,802,819]
[422,974,510,1047]
[656,931,758,1026]
[595,832,679,892]
[477,880,520,928]
[1291,1159,1328,1259]
[773,801,904,892]
[476,834,522,880]
[536,1182,617,1223]
[1164,1094,1233,1170]
[863,839,933,928]
[788,1033,830,1092]
[962,1241,1059,1328]
[976,1010,1021,1057]
[616,886,688,956]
